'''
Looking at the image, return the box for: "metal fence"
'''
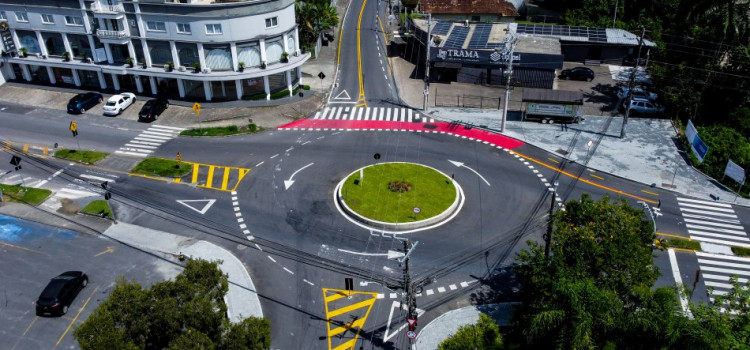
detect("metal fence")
[434,89,501,109]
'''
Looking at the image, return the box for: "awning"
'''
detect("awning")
[434,62,462,69]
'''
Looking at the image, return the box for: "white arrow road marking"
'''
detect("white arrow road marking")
[383,301,425,342]
[284,163,314,190]
[337,249,404,260]
[176,199,217,214]
[448,160,491,186]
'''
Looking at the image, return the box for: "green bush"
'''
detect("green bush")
[663,237,701,251]
[241,93,268,101]
[81,200,112,218]
[302,85,311,90]
[732,246,750,257]
[682,124,750,198]
[270,89,291,100]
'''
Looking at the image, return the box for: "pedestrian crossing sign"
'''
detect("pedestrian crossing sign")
[192,102,201,116]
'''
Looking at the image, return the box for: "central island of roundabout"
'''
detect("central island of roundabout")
[334,162,465,233]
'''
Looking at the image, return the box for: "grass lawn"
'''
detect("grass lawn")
[81,200,112,218]
[55,149,108,164]
[131,158,192,178]
[180,124,261,137]
[732,246,750,257]
[664,237,701,251]
[0,184,51,205]
[341,163,455,223]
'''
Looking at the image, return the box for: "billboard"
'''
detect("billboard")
[686,120,708,163]
[527,103,575,117]
[724,160,746,185]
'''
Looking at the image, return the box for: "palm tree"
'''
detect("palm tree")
[296,0,339,51]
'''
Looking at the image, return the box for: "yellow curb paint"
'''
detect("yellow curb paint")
[191,163,200,183]
[547,157,559,163]
[589,174,604,180]
[206,165,215,188]
[641,189,659,196]
[221,167,231,190]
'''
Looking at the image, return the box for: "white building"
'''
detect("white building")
[0,0,308,101]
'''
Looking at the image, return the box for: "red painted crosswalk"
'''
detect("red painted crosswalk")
[277,118,525,150]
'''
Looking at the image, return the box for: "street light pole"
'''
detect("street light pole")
[423,14,431,111]
[544,181,559,257]
[500,26,516,133]
[621,26,646,139]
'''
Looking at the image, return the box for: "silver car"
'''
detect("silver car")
[621,97,665,116]
[617,86,658,101]
[102,93,136,116]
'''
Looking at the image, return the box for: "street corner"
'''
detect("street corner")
[322,288,379,350]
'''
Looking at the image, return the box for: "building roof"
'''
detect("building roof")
[420,0,519,17]
[509,23,657,47]
[522,88,584,104]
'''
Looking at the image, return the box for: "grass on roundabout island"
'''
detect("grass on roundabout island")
[131,158,192,178]
[341,163,456,223]
[180,123,261,137]
[0,184,52,205]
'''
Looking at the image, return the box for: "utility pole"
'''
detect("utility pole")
[500,26,516,133]
[612,0,619,27]
[423,14,431,111]
[620,26,645,139]
[544,181,558,257]
[400,240,419,342]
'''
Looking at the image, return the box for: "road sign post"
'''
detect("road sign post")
[318,72,325,90]
[406,330,417,339]
[192,102,202,131]
[177,152,182,163]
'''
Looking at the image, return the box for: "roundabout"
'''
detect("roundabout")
[335,162,464,232]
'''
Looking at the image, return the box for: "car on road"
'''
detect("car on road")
[138,98,169,122]
[103,92,136,116]
[36,271,88,316]
[559,67,595,81]
[67,92,103,114]
[617,86,658,101]
[620,97,665,116]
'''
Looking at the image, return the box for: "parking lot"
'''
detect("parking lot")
[0,214,181,349]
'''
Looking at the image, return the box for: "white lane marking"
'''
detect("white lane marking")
[337,248,388,257]
[283,267,294,275]
[449,284,457,290]
[114,151,148,157]
[437,287,446,293]
[254,243,262,251]
[668,249,690,314]
[377,293,385,299]
[460,281,469,287]
[301,141,311,145]
[426,289,434,296]
[390,293,397,299]
[148,125,185,131]
[125,143,158,149]
[255,161,264,167]
[677,197,733,207]
[267,256,276,263]
[37,169,65,187]
[304,279,315,286]
[286,147,294,152]
[270,154,278,159]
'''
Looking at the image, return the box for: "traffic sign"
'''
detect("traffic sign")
[345,277,354,291]
[0,22,15,53]
[407,318,417,327]
[318,72,326,80]
[413,207,421,214]
[10,155,21,166]
[177,152,182,162]
[406,330,417,339]
[192,102,201,116]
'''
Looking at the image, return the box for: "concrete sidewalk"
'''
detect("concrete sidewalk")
[415,303,517,349]
[103,222,263,323]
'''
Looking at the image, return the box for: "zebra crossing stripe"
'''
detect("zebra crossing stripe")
[400,108,407,122]
[697,251,750,263]
[682,213,740,224]
[700,265,750,276]
[334,107,343,120]
[680,207,738,218]
[684,218,745,230]
[678,197,733,207]
[686,223,746,235]
[148,125,185,132]
[678,202,736,213]
[408,109,413,122]
[364,108,371,120]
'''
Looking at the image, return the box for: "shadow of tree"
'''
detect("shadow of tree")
[469,264,523,305]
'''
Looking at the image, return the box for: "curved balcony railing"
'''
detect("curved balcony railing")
[96,29,128,40]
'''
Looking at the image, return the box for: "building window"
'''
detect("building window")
[147,21,166,32]
[205,24,222,35]
[41,14,54,24]
[15,12,29,23]
[177,23,191,34]
[65,16,83,26]
[265,17,278,28]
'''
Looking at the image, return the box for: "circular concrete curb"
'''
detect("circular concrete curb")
[335,162,464,232]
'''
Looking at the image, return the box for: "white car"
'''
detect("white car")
[617,86,658,101]
[102,93,136,116]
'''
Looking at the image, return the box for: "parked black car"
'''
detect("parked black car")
[36,271,88,316]
[138,98,169,122]
[559,67,595,81]
[67,92,103,114]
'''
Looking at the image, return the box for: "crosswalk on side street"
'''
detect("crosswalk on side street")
[695,251,750,301]
[676,197,750,247]
[115,125,185,158]
[314,106,435,123]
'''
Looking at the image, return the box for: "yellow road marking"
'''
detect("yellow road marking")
[356,0,368,106]
[43,146,48,157]
[670,247,696,253]
[327,299,374,318]
[3,141,9,150]
[336,10,344,66]
[641,189,659,196]
[94,246,114,257]
[21,316,38,336]
[0,242,45,255]
[658,232,690,239]
[323,288,378,350]
[191,163,200,183]
[547,157,559,163]
[589,174,604,180]
[206,166,215,188]
[512,150,658,204]
[56,286,99,348]
[221,167,231,190]
[22,144,29,154]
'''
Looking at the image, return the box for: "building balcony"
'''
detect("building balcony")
[96,29,130,44]
[91,2,125,14]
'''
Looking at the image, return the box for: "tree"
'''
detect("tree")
[295,0,340,51]
[73,259,271,350]
[438,313,502,350]
[508,195,691,349]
